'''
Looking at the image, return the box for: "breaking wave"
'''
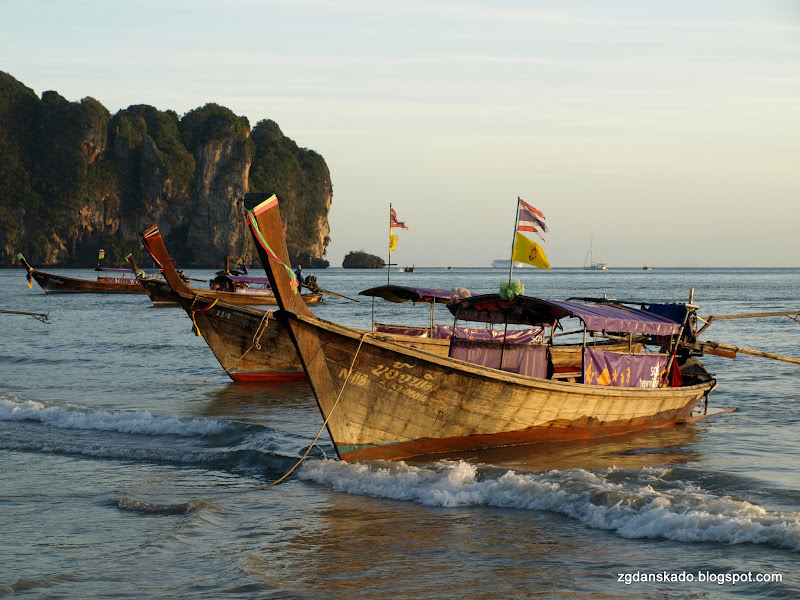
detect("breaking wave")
[0,396,225,437]
[299,459,800,551]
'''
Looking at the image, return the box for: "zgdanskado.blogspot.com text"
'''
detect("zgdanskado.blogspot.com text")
[617,571,783,586]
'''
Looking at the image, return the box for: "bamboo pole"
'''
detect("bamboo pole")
[508,197,521,284]
[700,310,800,320]
[695,310,800,337]
[699,341,800,365]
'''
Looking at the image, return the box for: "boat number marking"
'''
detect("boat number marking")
[212,308,232,320]
[336,362,437,400]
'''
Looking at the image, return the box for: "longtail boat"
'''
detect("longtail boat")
[244,193,725,461]
[17,254,147,294]
[135,227,323,307]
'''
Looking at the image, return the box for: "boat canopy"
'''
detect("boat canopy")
[359,285,462,304]
[221,274,272,286]
[447,294,681,336]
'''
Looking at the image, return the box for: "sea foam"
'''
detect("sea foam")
[0,395,225,437]
[298,459,800,551]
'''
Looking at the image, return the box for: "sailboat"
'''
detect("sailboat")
[583,235,608,270]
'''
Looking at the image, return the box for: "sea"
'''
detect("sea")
[1,266,798,600]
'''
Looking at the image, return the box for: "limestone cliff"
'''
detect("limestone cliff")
[0,72,332,268]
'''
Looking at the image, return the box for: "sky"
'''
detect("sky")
[2,0,799,267]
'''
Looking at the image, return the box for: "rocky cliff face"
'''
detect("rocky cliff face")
[0,72,332,268]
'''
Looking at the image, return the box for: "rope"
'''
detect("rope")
[246,331,374,491]
[180,308,274,385]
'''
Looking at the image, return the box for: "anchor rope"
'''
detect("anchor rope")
[246,330,375,491]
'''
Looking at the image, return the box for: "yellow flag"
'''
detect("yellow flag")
[512,232,551,270]
[389,232,399,252]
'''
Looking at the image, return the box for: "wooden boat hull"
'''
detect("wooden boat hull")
[30,270,145,294]
[139,277,322,306]
[139,278,181,305]
[284,313,715,461]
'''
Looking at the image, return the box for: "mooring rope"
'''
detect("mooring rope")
[246,331,375,491]
[180,308,274,385]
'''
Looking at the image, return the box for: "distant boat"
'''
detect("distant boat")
[18,253,148,294]
[643,265,653,271]
[492,258,524,268]
[583,235,608,270]
[403,265,415,272]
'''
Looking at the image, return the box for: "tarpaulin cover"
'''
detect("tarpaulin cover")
[544,299,681,335]
[583,348,669,388]
[448,295,680,335]
[640,303,689,325]
[434,324,544,343]
[360,285,464,304]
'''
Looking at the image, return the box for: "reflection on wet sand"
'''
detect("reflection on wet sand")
[239,490,585,600]
[407,425,703,472]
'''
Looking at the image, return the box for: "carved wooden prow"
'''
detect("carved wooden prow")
[139,225,193,295]
[243,193,313,318]
[243,193,347,458]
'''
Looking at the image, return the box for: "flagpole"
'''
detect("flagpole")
[387,203,392,284]
[508,197,522,284]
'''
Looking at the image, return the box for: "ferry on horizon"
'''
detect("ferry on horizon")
[492,258,525,268]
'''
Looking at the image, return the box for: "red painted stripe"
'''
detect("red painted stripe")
[229,371,307,383]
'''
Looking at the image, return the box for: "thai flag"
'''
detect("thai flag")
[517,199,547,241]
[390,208,408,229]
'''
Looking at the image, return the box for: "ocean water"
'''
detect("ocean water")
[1,266,798,599]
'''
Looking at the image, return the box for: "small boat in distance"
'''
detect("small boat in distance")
[18,254,148,294]
[583,235,608,270]
[643,265,653,271]
[403,265,415,272]
[492,258,524,268]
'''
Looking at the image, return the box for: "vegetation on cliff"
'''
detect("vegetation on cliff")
[0,72,332,268]
[342,250,385,269]
[250,119,331,267]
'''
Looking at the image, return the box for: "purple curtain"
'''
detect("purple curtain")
[449,340,548,378]
[582,348,668,388]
